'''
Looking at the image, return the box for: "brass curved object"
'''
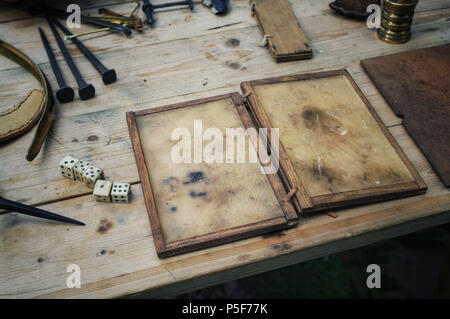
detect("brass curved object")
[0,39,55,161]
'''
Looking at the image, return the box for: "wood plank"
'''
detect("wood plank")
[251,0,312,62]
[1,0,447,72]
[361,45,450,187]
[0,0,253,71]
[0,178,447,298]
[1,8,448,120]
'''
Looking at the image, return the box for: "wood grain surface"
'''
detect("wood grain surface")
[0,0,449,298]
[251,0,312,62]
[361,45,450,187]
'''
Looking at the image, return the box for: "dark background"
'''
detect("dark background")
[169,223,450,299]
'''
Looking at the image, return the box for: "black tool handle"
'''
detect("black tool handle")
[53,20,108,74]
[0,196,85,226]
[142,0,154,25]
[38,27,66,88]
[47,17,86,88]
[153,0,193,9]
[80,14,132,36]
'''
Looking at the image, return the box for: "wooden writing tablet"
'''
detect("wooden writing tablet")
[241,70,427,212]
[127,94,297,257]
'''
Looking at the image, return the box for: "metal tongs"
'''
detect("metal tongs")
[0,196,85,226]
[64,2,144,40]
[30,3,133,37]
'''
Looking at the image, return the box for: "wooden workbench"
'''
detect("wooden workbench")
[0,0,449,298]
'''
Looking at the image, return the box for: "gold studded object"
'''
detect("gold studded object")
[378,0,418,44]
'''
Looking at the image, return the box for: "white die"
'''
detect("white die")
[93,180,113,202]
[82,165,104,188]
[59,155,79,180]
[111,182,131,203]
[73,160,91,181]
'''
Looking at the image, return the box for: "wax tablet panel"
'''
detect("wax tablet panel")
[251,74,415,197]
[135,97,285,243]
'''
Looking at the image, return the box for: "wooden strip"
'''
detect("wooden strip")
[126,111,166,254]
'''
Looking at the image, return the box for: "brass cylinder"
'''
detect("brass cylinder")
[378,0,418,44]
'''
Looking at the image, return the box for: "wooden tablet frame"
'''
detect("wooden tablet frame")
[127,93,298,258]
[241,70,427,213]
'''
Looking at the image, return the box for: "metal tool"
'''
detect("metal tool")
[142,0,194,25]
[96,2,143,31]
[201,0,228,15]
[64,3,143,40]
[38,28,74,103]
[40,5,132,37]
[0,196,85,226]
[64,28,111,41]
[378,0,418,44]
[53,19,117,85]
[47,17,95,100]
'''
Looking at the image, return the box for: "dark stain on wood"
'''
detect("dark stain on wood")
[225,61,241,70]
[189,191,207,198]
[262,230,285,238]
[183,171,204,184]
[237,254,250,261]
[301,107,343,132]
[272,243,292,251]
[226,38,240,47]
[204,51,218,61]
[97,218,113,234]
[87,135,99,142]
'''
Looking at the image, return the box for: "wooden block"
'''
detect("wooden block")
[251,0,312,62]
